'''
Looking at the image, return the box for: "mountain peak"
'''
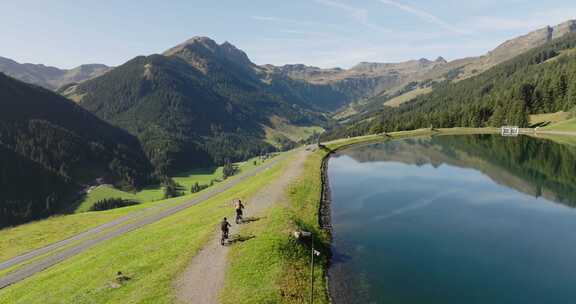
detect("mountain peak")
[183,36,219,47]
[218,41,252,65]
[435,56,447,64]
[551,19,576,39]
[163,36,254,71]
[164,36,219,55]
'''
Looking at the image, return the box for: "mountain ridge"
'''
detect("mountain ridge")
[64,38,333,173]
[335,19,576,119]
[0,56,112,90]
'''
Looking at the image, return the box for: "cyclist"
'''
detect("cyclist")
[220,217,231,245]
[235,199,245,224]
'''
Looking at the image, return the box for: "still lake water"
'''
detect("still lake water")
[328,134,576,304]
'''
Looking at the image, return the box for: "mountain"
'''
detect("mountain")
[0,56,111,90]
[63,37,333,174]
[264,56,448,112]
[460,19,576,79]
[327,32,576,139]
[339,20,576,119]
[0,72,154,227]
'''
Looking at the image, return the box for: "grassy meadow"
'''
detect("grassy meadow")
[0,156,274,266]
[0,153,290,304]
[74,156,266,213]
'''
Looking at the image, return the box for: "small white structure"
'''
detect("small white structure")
[501,126,519,136]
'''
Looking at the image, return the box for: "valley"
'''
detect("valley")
[1,7,576,304]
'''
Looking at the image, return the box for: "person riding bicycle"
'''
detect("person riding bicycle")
[221,217,231,242]
[235,199,245,224]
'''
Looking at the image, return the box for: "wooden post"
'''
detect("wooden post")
[310,237,315,304]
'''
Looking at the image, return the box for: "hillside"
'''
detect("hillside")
[0,73,154,227]
[339,19,576,119]
[0,56,111,90]
[267,57,448,112]
[328,32,576,138]
[64,37,332,174]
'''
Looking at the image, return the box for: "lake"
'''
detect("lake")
[328,134,576,304]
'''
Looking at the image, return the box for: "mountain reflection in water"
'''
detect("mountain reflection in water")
[328,134,576,304]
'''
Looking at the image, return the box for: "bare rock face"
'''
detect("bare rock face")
[461,19,576,78]
[552,19,576,39]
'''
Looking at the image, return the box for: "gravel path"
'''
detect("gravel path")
[174,149,309,304]
[0,154,287,290]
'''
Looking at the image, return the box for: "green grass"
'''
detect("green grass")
[0,193,201,263]
[529,111,570,127]
[264,115,324,148]
[0,153,290,304]
[543,118,576,131]
[0,156,275,266]
[0,212,126,263]
[383,87,433,107]
[220,151,330,304]
[173,156,264,194]
[219,128,507,303]
[218,129,461,304]
[74,186,163,213]
[75,157,266,213]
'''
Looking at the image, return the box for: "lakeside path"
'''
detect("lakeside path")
[0,153,288,290]
[174,149,310,304]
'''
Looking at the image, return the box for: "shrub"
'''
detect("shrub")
[89,198,139,211]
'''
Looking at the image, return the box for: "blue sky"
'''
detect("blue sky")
[1,0,575,69]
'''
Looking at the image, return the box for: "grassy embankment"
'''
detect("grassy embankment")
[0,153,291,303]
[220,149,330,304]
[0,127,518,303]
[542,118,576,131]
[0,157,270,265]
[529,111,570,127]
[528,111,576,132]
[218,128,477,304]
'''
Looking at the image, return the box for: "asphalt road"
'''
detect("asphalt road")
[0,153,286,290]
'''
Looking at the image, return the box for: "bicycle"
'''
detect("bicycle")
[235,211,243,224]
[221,229,229,246]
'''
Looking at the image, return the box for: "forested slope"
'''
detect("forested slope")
[66,37,331,174]
[330,33,576,138]
[0,73,153,227]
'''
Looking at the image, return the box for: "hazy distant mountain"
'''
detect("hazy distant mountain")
[264,56,448,111]
[339,19,576,119]
[329,31,576,139]
[0,72,153,227]
[64,37,332,173]
[0,56,111,90]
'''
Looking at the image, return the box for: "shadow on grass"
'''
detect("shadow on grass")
[240,216,262,224]
[172,166,219,178]
[530,121,551,128]
[227,234,256,245]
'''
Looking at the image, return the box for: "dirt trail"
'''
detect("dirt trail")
[174,149,309,304]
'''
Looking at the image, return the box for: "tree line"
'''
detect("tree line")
[326,33,576,139]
